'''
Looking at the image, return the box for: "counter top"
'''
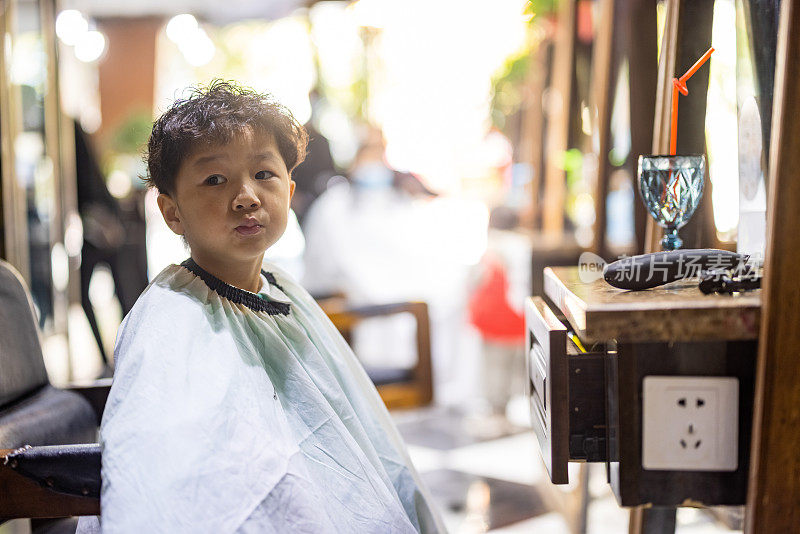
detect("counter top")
[543,266,761,343]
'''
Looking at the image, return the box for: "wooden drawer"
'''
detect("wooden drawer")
[525,297,607,484]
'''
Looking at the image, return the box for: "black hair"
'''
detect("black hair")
[145,79,308,195]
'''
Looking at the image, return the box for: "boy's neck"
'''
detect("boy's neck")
[190,253,264,293]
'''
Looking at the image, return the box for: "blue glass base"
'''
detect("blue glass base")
[661,228,683,250]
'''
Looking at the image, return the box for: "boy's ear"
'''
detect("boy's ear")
[157,193,184,235]
[289,180,296,202]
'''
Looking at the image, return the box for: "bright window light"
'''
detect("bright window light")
[56,10,88,46]
[166,14,199,44]
[181,28,215,67]
[74,30,106,63]
[705,0,738,237]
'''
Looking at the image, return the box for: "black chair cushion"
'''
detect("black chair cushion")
[0,260,49,407]
[364,366,415,386]
[5,443,101,498]
[0,385,96,449]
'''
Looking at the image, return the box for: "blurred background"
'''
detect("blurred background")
[0,0,753,532]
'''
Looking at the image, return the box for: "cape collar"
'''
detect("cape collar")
[180,258,291,315]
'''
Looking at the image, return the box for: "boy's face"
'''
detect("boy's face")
[158,129,295,270]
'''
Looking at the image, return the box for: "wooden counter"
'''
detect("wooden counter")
[535,266,760,512]
[543,267,761,344]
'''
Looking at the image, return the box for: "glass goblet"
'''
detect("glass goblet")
[637,154,705,251]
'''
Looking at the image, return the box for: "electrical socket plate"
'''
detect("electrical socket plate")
[642,376,738,472]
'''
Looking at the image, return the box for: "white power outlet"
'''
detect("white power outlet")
[642,376,739,471]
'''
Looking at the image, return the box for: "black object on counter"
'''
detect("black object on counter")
[698,265,763,294]
[603,249,748,290]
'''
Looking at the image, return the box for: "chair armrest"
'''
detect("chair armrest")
[64,378,112,424]
[310,290,347,302]
[0,444,100,519]
[326,301,428,327]
[326,301,433,406]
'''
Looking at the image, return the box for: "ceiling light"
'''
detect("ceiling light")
[56,10,88,46]
[166,14,199,44]
[74,30,106,63]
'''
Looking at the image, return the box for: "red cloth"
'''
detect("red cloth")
[468,258,524,343]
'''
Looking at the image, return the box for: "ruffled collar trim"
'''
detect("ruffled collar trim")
[180,258,291,315]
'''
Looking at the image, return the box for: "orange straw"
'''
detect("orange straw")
[669,47,714,155]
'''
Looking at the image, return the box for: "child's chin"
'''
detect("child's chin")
[226,238,270,256]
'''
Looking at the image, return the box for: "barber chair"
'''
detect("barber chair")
[1,259,433,527]
[322,300,434,410]
[0,260,108,528]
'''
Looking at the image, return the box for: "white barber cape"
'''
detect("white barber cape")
[77,259,444,534]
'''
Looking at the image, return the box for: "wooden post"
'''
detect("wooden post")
[588,0,615,259]
[745,0,800,531]
[520,41,549,230]
[646,0,714,253]
[623,0,657,255]
[542,0,576,237]
[645,0,679,253]
[628,507,677,534]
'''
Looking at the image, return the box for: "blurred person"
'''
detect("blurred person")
[77,81,443,533]
[303,126,485,406]
[303,126,438,303]
[467,205,531,435]
[75,121,148,371]
[290,90,338,225]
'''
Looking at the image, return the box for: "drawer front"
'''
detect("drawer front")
[567,352,607,462]
[525,297,569,484]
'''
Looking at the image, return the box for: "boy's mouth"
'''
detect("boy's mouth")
[235,221,264,236]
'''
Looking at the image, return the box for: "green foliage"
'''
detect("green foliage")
[560,148,585,224]
[110,110,153,155]
[560,148,584,187]
[526,0,558,20]
[490,50,531,131]
[490,0,559,132]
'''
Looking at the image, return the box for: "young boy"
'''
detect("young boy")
[79,81,443,533]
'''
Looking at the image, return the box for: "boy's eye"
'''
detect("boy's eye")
[204,174,226,186]
[255,170,276,180]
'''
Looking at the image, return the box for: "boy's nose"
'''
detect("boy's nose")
[233,185,261,211]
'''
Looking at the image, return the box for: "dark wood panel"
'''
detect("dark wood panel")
[745,1,800,531]
[567,349,607,462]
[611,341,757,507]
[525,297,569,484]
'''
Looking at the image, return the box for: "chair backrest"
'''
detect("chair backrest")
[0,260,49,408]
[0,260,96,449]
[323,301,434,409]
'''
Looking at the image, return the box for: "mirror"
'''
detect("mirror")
[736,0,780,258]
[11,0,55,330]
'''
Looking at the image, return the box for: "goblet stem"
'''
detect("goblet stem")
[661,226,683,251]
